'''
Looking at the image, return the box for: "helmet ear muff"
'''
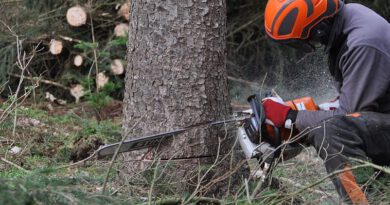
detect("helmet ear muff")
[309,19,333,45]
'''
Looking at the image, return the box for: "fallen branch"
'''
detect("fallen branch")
[8,73,69,90]
[279,177,338,198]
[1,157,31,174]
[351,158,390,175]
[144,197,222,205]
[280,164,372,202]
[58,35,82,43]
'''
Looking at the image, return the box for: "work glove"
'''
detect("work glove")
[262,97,297,128]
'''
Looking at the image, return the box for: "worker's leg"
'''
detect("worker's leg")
[308,113,390,204]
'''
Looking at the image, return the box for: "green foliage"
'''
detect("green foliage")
[108,37,128,47]
[0,0,128,101]
[0,174,131,205]
[86,81,121,109]
[74,41,99,51]
[78,118,121,143]
[54,146,72,162]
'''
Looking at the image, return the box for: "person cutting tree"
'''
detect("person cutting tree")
[262,0,390,203]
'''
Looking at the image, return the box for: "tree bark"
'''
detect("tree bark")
[121,0,248,196]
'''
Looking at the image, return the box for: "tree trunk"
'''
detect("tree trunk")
[121,0,248,196]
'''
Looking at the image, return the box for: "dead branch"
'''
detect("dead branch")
[8,73,69,90]
[146,197,222,205]
[279,177,338,198]
[351,158,390,175]
[1,157,31,173]
[281,164,372,202]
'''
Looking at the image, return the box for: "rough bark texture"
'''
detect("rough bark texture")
[121,0,248,196]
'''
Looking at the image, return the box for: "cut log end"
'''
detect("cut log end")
[117,3,130,21]
[114,23,129,37]
[66,6,87,27]
[74,55,83,67]
[110,59,124,75]
[96,72,109,89]
[70,84,85,104]
[49,39,63,55]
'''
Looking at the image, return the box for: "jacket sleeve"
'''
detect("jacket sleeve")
[296,46,390,130]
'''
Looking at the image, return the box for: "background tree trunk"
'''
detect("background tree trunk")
[121,0,248,195]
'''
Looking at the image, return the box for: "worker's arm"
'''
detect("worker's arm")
[296,45,390,130]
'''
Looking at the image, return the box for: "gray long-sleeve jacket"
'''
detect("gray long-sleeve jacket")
[296,3,390,130]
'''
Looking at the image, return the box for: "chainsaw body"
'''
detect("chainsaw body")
[96,93,320,163]
[237,95,319,161]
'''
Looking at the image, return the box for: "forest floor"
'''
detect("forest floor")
[0,101,388,204]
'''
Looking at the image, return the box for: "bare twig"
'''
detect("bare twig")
[56,151,98,170]
[245,178,253,205]
[145,197,221,205]
[88,3,100,93]
[283,164,372,201]
[279,177,338,198]
[227,15,263,38]
[0,22,39,135]
[1,157,31,173]
[148,159,161,205]
[8,73,70,90]
[102,115,145,194]
[351,158,390,175]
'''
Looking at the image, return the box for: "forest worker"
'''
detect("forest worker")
[262,0,390,204]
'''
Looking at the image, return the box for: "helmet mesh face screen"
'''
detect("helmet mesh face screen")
[281,39,315,53]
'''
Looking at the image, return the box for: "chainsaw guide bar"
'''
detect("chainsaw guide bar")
[96,116,250,158]
[96,129,185,158]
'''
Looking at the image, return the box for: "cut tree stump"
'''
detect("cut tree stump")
[66,6,87,27]
[49,39,63,55]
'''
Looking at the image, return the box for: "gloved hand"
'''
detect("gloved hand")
[262,98,297,128]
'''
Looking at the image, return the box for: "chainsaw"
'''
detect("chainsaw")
[95,94,319,169]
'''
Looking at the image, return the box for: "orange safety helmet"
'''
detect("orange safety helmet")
[264,0,344,51]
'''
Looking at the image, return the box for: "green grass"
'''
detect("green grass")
[0,104,129,204]
[1,105,389,205]
[0,173,132,205]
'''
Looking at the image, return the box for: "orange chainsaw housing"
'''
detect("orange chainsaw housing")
[266,97,319,142]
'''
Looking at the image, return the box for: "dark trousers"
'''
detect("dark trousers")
[308,112,390,204]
